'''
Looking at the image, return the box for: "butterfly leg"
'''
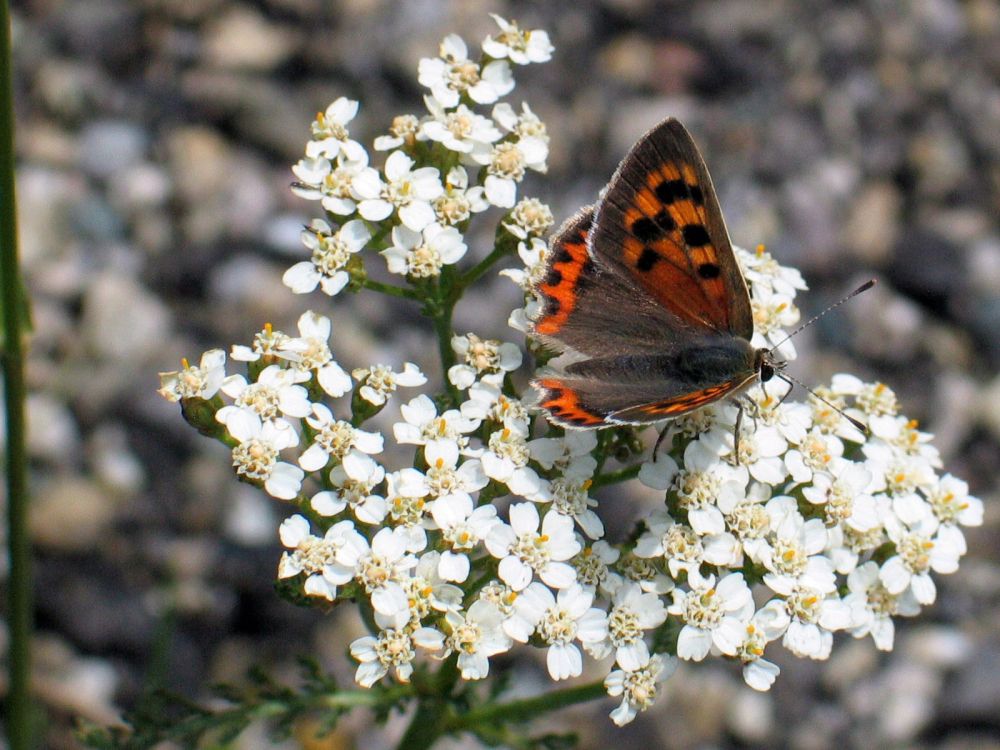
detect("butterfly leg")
[732,402,744,466]
[652,422,670,461]
[775,374,795,407]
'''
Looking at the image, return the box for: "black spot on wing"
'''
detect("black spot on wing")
[631,217,662,243]
[653,209,676,232]
[636,247,659,272]
[655,179,687,204]
[697,262,721,279]
[682,224,711,247]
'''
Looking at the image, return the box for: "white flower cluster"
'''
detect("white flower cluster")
[284,15,553,296]
[158,18,981,731]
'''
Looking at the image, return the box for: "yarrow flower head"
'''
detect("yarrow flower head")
[157,16,980,738]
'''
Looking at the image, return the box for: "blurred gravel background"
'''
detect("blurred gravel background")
[6,0,1000,748]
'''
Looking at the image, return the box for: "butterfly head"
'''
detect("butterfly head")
[755,347,786,384]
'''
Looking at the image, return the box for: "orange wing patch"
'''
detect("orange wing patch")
[533,210,595,337]
[613,379,744,422]
[535,377,607,427]
[611,162,730,331]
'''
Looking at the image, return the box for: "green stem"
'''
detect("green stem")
[457,231,516,291]
[361,278,420,300]
[0,3,33,747]
[431,287,459,406]
[591,463,641,489]
[447,679,606,733]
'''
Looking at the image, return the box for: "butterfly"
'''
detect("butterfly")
[530,118,784,443]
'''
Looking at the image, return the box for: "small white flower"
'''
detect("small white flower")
[473,137,548,208]
[642,440,748,537]
[703,420,788,484]
[373,113,421,152]
[503,197,554,239]
[784,428,844,485]
[431,492,499,583]
[832,375,899,417]
[350,626,444,687]
[382,223,467,279]
[482,15,554,65]
[758,497,836,595]
[545,476,603,540]
[313,449,387,524]
[845,561,920,651]
[737,244,807,298]
[393,394,479,453]
[448,333,522,389]
[878,523,963,604]
[335,526,417,619]
[460,378,528,423]
[634,510,738,586]
[668,573,754,661]
[231,323,290,363]
[433,166,489,226]
[776,584,855,660]
[421,438,488,505]
[421,98,501,154]
[277,311,353,398]
[158,349,227,401]
[499,235,548,290]
[485,503,581,591]
[226,409,303,500]
[378,551,463,630]
[277,515,361,600]
[926,473,982,529]
[572,541,623,597]
[291,151,369,216]
[604,653,677,727]
[216,364,311,427]
[732,600,790,691]
[353,150,443,232]
[304,97,365,161]
[506,582,607,681]
[590,582,667,671]
[802,460,879,532]
[283,218,371,297]
[481,421,545,499]
[384,468,431,551]
[616,553,674,596]
[528,430,598,480]
[352,362,426,406]
[492,101,549,144]
[299,403,383,472]
[749,286,800,356]
[444,600,513,680]
[418,34,514,109]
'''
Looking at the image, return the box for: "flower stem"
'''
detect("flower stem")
[0,3,34,747]
[591,463,642,489]
[361,278,420,300]
[447,679,606,733]
[457,229,516,291]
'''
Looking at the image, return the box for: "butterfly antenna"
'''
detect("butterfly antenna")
[776,371,869,437]
[768,279,877,355]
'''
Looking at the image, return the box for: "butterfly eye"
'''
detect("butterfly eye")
[760,363,775,382]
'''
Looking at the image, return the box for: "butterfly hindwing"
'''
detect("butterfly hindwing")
[589,119,753,339]
[536,336,759,427]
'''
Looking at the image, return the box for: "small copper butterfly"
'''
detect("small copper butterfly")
[531,119,783,433]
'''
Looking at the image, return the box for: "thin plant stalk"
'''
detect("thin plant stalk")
[0,1,33,748]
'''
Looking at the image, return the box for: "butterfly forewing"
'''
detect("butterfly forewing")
[532,208,701,358]
[589,119,753,339]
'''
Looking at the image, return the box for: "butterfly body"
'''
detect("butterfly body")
[531,119,781,430]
